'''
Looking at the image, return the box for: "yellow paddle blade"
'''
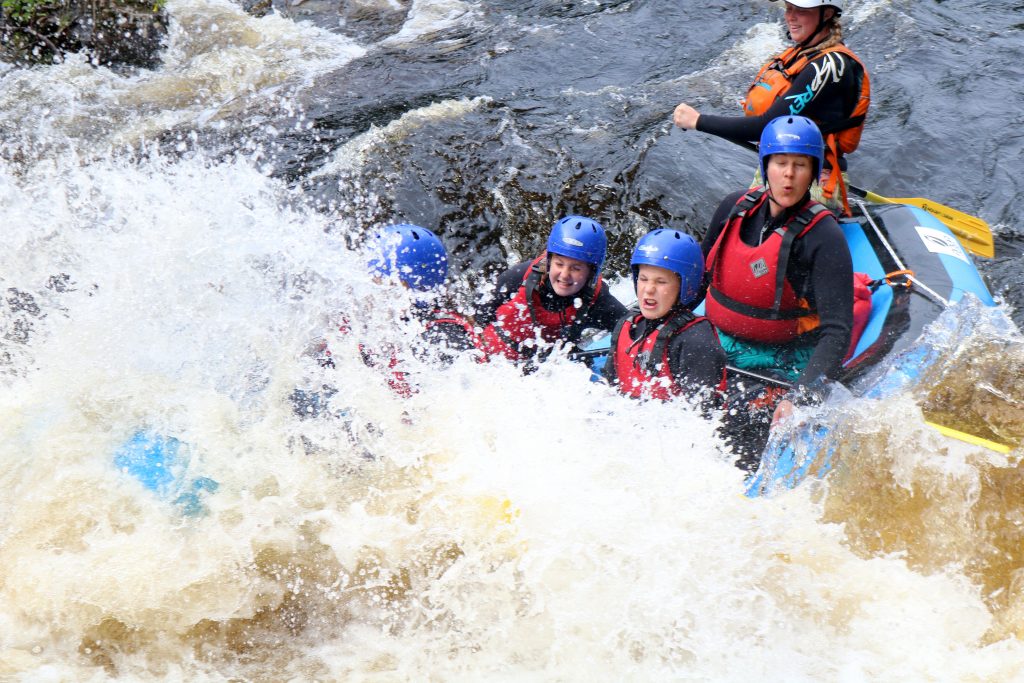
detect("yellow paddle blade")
[861,190,994,258]
[925,421,1013,453]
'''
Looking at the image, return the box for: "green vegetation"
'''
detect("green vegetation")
[1,0,51,23]
[1,0,169,67]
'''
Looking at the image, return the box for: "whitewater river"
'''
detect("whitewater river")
[1,0,1023,679]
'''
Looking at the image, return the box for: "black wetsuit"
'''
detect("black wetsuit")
[698,49,865,165]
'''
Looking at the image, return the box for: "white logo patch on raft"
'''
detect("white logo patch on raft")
[915,225,968,263]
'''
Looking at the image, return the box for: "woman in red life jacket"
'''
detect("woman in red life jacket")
[604,228,726,410]
[703,116,853,436]
[476,215,627,367]
[672,0,869,214]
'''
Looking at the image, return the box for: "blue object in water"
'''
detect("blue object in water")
[113,431,219,515]
[744,423,835,497]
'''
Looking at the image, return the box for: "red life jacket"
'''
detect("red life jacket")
[743,43,871,213]
[705,190,833,344]
[608,311,726,401]
[326,315,420,398]
[358,342,413,398]
[481,254,603,362]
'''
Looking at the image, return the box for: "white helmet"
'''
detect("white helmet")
[771,0,844,13]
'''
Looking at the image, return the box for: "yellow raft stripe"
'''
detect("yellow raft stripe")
[925,421,1013,454]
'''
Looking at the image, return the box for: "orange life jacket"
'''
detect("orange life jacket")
[743,43,871,214]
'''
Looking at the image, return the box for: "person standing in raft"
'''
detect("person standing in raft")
[672,0,870,214]
[603,228,727,410]
[702,116,854,467]
[475,215,627,368]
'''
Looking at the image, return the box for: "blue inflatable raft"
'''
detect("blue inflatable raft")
[583,199,997,496]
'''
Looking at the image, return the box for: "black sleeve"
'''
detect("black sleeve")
[474,261,530,328]
[415,321,477,367]
[600,324,622,386]
[666,319,727,398]
[696,51,863,146]
[702,190,746,257]
[583,287,628,333]
[791,216,854,388]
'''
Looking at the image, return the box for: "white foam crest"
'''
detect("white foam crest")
[308,95,492,177]
[0,0,363,157]
[380,0,478,47]
[6,151,360,384]
[0,148,391,669]
[274,353,1024,679]
[845,0,892,27]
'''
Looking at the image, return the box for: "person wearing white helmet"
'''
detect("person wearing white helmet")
[672,0,870,215]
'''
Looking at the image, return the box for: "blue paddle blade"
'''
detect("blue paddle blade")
[113,431,219,515]
[113,431,185,494]
[172,477,220,516]
[745,423,835,498]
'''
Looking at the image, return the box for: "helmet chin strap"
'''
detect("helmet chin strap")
[764,181,788,210]
[792,7,831,52]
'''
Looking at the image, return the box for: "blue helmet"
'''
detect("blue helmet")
[546,215,607,287]
[758,115,825,182]
[366,224,448,292]
[630,228,704,306]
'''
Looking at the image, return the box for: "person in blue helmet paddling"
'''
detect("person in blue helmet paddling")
[702,116,855,467]
[308,224,479,404]
[672,0,869,214]
[603,228,727,409]
[476,215,627,366]
[366,223,481,369]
